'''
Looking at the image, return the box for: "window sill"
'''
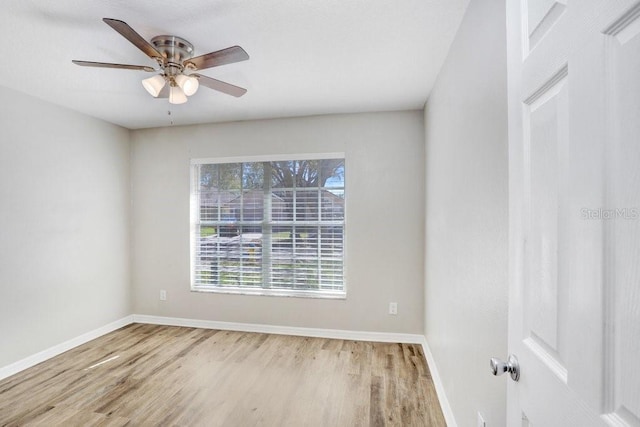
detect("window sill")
[191,286,346,300]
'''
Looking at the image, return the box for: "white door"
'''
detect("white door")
[506,0,640,425]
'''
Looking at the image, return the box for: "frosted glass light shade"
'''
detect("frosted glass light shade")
[175,74,199,96]
[142,74,166,97]
[169,85,187,104]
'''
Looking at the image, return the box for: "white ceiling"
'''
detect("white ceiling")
[1,0,469,130]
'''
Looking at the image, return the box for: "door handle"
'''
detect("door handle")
[490,354,520,381]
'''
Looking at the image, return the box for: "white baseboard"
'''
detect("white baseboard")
[421,337,458,427]
[0,315,134,381]
[132,314,425,344]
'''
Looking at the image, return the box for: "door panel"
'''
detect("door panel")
[523,71,568,377]
[527,0,567,51]
[602,7,640,424]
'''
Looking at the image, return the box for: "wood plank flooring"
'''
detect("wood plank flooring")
[0,324,446,426]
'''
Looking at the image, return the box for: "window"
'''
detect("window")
[190,155,345,298]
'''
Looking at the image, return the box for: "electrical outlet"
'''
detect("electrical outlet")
[389,302,398,315]
[160,290,167,301]
[477,412,486,427]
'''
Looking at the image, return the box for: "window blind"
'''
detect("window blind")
[191,158,345,297]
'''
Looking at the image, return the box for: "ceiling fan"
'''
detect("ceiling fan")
[73,18,249,104]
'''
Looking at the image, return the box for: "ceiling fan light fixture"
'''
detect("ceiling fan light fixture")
[142,74,166,97]
[169,85,188,104]
[175,74,199,96]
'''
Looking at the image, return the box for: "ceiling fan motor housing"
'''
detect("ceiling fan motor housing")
[151,35,194,75]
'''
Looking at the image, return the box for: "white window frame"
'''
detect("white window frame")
[190,153,346,299]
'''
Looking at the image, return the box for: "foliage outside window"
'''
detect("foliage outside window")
[190,155,345,298]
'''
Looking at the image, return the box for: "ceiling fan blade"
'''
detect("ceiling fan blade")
[184,46,249,71]
[72,60,156,72]
[103,18,163,60]
[193,74,247,97]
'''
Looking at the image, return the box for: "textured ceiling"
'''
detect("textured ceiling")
[1,0,469,129]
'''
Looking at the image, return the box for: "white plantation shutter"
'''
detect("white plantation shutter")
[190,156,345,297]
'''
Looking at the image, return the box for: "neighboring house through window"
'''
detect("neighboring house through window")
[190,155,345,298]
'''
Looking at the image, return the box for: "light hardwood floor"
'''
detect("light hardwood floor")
[0,324,446,426]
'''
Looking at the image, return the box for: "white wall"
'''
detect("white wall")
[423,0,509,425]
[0,86,131,368]
[131,111,425,334]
